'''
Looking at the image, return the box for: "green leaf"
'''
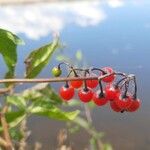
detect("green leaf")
[104,143,113,150]
[6,111,26,127]
[39,84,62,105]
[22,84,62,105]
[0,28,24,85]
[25,38,59,78]
[10,128,23,141]
[0,110,26,131]
[20,83,63,105]
[7,96,26,110]
[28,99,79,121]
[90,137,97,150]
[76,50,82,61]
[0,28,24,45]
[33,108,79,121]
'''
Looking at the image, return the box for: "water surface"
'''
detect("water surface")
[0,1,150,150]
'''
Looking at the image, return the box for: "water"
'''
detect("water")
[0,1,150,149]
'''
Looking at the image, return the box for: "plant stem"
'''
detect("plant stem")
[1,106,14,150]
[0,73,116,84]
[0,137,8,148]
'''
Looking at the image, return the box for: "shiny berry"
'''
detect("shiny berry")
[86,79,98,88]
[86,73,98,88]
[52,67,62,77]
[127,98,141,112]
[110,101,122,112]
[59,84,74,101]
[78,88,93,103]
[70,80,83,89]
[93,91,108,106]
[101,67,115,83]
[114,94,132,110]
[105,85,120,101]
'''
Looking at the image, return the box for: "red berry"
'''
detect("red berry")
[59,85,74,101]
[101,67,115,83]
[70,80,83,89]
[105,85,120,101]
[86,73,98,88]
[127,98,141,112]
[86,79,98,88]
[93,91,108,106]
[114,94,132,110]
[78,88,93,103]
[110,101,122,112]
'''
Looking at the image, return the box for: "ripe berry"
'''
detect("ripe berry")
[114,94,132,110]
[52,67,62,77]
[59,84,74,101]
[86,73,98,88]
[86,79,98,88]
[93,91,108,106]
[70,80,83,89]
[127,98,141,112]
[101,67,115,83]
[110,101,122,112]
[105,85,120,101]
[78,88,93,103]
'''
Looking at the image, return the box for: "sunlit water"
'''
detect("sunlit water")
[0,1,150,150]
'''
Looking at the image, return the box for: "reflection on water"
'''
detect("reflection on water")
[1,1,150,150]
[0,1,107,40]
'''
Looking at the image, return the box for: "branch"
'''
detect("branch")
[0,137,8,148]
[0,86,13,95]
[1,106,14,150]
[0,72,115,84]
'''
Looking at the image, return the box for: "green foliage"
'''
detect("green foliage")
[0,28,112,149]
[25,38,59,78]
[90,137,97,150]
[10,128,23,141]
[6,85,79,123]
[30,104,80,121]
[0,28,24,85]
[104,143,113,150]
[7,96,26,110]
[76,50,83,61]
[27,91,79,121]
[1,111,26,131]
[22,84,62,105]
[0,29,24,45]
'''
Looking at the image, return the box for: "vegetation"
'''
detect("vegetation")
[0,28,113,150]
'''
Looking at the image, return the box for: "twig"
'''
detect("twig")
[0,73,115,84]
[0,137,8,147]
[1,106,14,150]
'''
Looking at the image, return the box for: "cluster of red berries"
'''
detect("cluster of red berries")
[52,64,141,113]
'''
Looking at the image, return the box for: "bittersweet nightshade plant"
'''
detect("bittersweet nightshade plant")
[50,62,140,113]
[0,28,141,150]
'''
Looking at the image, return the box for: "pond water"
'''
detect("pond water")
[0,1,150,150]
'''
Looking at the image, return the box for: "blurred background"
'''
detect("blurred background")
[0,0,150,150]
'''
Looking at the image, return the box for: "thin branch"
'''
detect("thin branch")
[0,72,116,84]
[0,86,14,95]
[0,136,8,147]
[1,106,14,150]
